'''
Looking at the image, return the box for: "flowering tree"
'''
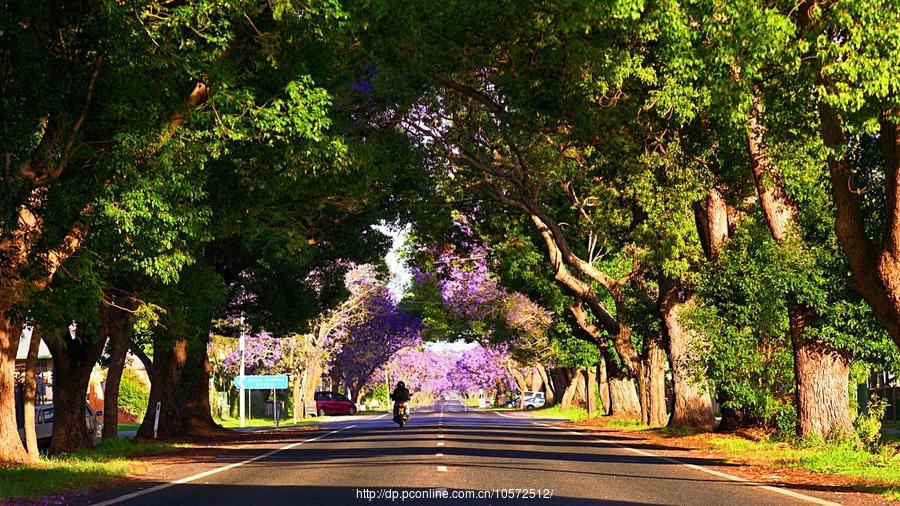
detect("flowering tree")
[328,265,422,402]
[369,346,456,404]
[409,222,555,375]
[221,332,282,377]
[448,345,515,400]
[334,278,423,403]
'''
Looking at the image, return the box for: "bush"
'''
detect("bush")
[855,395,888,451]
[773,403,798,441]
[118,369,150,421]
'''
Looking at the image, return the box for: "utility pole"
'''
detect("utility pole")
[385,369,390,410]
[239,315,246,428]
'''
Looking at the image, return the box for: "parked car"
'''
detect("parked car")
[313,391,357,416]
[506,391,546,409]
[16,402,103,446]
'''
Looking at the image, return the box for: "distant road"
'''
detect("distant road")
[83,400,849,505]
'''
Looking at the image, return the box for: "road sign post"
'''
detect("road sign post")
[273,387,278,429]
[232,375,289,427]
[232,374,290,390]
[239,317,245,429]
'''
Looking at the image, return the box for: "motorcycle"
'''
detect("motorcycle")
[393,402,410,427]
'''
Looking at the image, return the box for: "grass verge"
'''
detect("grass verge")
[522,404,590,422]
[214,417,322,429]
[0,438,179,502]
[705,436,900,500]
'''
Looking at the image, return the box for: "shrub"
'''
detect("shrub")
[118,369,150,422]
[855,395,888,451]
[773,403,798,441]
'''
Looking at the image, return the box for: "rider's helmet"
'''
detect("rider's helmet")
[397,381,405,388]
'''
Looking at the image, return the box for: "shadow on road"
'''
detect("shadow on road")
[68,483,669,506]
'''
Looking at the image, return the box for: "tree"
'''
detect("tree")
[333,269,423,403]
[448,345,514,400]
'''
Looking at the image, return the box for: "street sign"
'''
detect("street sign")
[232,374,289,390]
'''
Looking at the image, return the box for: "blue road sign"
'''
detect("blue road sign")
[232,374,289,390]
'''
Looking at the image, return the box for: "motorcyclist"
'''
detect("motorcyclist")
[389,381,411,420]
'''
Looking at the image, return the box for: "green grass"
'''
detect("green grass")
[707,436,900,499]
[0,438,178,501]
[117,423,140,432]
[459,397,481,407]
[214,417,322,429]
[522,404,591,422]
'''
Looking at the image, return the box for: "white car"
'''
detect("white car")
[17,403,103,446]
[507,391,546,409]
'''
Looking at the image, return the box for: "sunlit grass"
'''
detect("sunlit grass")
[523,404,590,422]
[707,436,900,499]
[214,417,321,429]
[0,438,178,501]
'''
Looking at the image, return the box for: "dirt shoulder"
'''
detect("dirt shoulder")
[4,425,324,506]
[565,418,898,505]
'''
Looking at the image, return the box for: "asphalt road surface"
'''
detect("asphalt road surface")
[80,400,847,506]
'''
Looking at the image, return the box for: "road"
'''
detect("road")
[81,400,847,506]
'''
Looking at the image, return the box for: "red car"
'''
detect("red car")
[313,391,357,416]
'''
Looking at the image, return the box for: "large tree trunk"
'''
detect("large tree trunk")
[181,335,224,437]
[573,368,588,407]
[507,366,528,408]
[292,374,302,422]
[303,362,324,402]
[638,332,668,427]
[608,373,641,419]
[530,368,543,395]
[748,96,854,439]
[137,336,185,439]
[789,306,853,439]
[348,383,363,405]
[598,359,611,415]
[536,364,555,405]
[585,366,598,416]
[137,330,226,440]
[560,368,581,410]
[0,316,29,463]
[23,328,42,462]
[44,325,108,454]
[660,279,716,431]
[819,104,900,348]
[102,333,129,440]
[102,296,137,440]
[129,341,154,385]
[694,188,730,262]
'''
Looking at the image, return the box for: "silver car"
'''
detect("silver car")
[17,403,103,446]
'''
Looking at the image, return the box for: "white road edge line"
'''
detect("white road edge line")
[493,412,839,506]
[90,425,357,506]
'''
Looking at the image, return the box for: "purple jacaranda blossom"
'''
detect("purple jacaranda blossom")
[448,344,515,396]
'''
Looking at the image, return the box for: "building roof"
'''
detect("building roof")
[16,327,53,361]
